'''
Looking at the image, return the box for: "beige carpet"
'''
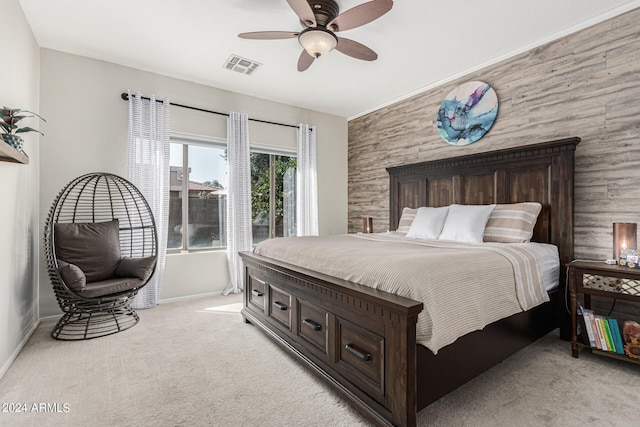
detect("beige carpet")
[1,294,637,427]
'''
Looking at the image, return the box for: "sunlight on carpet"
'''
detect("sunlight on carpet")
[197,302,244,314]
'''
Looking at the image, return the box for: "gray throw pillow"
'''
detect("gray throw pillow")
[115,256,157,282]
[54,220,122,283]
[57,259,87,291]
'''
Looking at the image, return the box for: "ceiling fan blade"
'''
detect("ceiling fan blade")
[238,31,299,40]
[297,50,315,71]
[328,0,393,32]
[335,37,378,61]
[287,0,316,27]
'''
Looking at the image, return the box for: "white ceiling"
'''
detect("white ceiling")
[19,0,640,119]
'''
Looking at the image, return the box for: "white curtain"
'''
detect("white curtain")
[283,167,296,236]
[296,124,318,236]
[224,112,252,295]
[127,91,170,308]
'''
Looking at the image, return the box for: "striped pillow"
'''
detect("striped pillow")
[396,207,418,233]
[483,202,542,243]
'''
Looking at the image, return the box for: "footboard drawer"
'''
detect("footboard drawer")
[335,317,385,403]
[297,298,329,356]
[247,275,266,313]
[268,285,292,329]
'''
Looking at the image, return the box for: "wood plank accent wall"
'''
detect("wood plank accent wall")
[348,7,640,261]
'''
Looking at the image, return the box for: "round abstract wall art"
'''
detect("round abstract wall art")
[436,81,498,146]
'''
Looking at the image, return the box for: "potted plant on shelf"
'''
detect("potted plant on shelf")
[1,106,46,151]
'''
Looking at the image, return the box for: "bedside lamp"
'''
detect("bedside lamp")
[363,217,373,234]
[613,223,637,260]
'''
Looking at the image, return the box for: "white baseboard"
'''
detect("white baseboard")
[39,292,226,320]
[0,319,40,380]
[158,291,224,305]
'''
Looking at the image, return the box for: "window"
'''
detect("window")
[168,135,296,251]
[168,136,228,251]
[251,152,297,245]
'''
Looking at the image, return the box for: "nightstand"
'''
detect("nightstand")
[568,260,640,361]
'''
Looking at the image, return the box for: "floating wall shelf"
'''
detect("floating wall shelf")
[0,142,29,164]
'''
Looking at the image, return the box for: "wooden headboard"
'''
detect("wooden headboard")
[386,137,580,267]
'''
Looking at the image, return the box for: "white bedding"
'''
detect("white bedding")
[368,232,560,291]
[518,240,560,291]
[253,232,559,354]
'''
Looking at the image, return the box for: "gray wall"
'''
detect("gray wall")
[0,0,41,377]
[38,49,348,316]
[348,7,640,262]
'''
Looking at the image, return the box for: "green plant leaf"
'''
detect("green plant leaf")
[0,107,45,135]
[17,110,46,122]
[15,126,44,136]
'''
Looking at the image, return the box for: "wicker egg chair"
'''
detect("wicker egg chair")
[44,173,158,340]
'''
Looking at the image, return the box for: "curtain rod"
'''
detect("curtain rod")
[120,92,300,129]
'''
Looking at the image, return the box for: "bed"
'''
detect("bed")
[239,137,579,426]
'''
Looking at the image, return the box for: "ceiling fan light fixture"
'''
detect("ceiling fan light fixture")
[298,27,338,58]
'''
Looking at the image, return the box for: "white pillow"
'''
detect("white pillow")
[406,206,450,240]
[438,204,496,243]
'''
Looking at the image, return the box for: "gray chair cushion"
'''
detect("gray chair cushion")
[57,259,87,291]
[77,277,144,298]
[115,256,157,282]
[54,220,122,282]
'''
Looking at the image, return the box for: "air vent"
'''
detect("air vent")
[223,55,262,75]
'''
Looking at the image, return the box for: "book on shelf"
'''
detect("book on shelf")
[587,310,601,350]
[601,316,616,353]
[607,318,626,355]
[594,316,608,351]
[578,306,597,347]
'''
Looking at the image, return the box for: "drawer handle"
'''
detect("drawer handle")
[303,319,322,331]
[251,289,264,297]
[273,301,288,311]
[345,343,372,362]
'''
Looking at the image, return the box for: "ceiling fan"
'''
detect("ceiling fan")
[238,0,393,71]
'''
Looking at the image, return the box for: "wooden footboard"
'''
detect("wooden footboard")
[240,251,423,427]
[241,250,562,426]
